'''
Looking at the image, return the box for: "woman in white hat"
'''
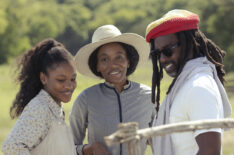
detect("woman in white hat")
[69,25,155,155]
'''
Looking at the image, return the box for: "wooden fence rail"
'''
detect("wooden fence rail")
[104,118,234,155]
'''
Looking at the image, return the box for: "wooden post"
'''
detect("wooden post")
[104,118,234,154]
[105,122,141,155]
[127,137,141,155]
[125,123,141,155]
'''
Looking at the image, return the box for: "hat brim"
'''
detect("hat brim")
[75,33,150,79]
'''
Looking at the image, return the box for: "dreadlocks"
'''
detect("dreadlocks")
[150,40,163,112]
[150,29,226,114]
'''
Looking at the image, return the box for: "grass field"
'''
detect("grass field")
[0,62,233,155]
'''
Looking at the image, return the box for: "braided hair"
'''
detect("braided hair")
[150,29,226,114]
[10,38,73,119]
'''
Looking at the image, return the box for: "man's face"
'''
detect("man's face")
[153,33,181,77]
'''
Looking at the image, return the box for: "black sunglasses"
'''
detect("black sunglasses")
[151,42,180,58]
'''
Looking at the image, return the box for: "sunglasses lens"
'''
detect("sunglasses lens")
[161,49,173,57]
[153,42,179,58]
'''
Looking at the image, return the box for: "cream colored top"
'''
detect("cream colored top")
[2,89,76,155]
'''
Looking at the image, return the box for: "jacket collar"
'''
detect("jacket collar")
[104,80,131,91]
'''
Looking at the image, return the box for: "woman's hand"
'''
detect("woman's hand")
[83,142,110,155]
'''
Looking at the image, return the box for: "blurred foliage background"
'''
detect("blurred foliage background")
[0,0,234,72]
[1,0,234,154]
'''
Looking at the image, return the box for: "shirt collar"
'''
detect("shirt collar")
[104,80,131,90]
[38,89,65,120]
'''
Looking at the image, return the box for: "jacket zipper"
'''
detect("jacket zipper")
[114,89,123,155]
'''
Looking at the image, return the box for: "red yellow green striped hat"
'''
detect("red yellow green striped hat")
[146,9,200,42]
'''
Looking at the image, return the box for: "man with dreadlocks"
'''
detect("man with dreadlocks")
[145,9,232,155]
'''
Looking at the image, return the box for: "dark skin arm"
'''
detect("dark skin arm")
[82,142,110,155]
[196,132,221,155]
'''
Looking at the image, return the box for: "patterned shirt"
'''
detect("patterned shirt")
[2,89,65,155]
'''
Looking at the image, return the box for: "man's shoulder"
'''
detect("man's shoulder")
[175,73,218,100]
[189,73,216,88]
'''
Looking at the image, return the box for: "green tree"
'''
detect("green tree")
[0,0,234,72]
[0,0,31,63]
[205,0,234,72]
[26,2,66,45]
[0,0,9,63]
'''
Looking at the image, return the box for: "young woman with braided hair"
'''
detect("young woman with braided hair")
[146,10,232,155]
[2,38,77,155]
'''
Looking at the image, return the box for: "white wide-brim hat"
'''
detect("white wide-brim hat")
[75,24,150,79]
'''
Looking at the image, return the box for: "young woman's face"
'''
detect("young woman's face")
[97,42,129,86]
[154,33,181,77]
[40,61,77,105]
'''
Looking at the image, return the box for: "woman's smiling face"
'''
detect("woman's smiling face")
[40,61,77,105]
[97,42,129,87]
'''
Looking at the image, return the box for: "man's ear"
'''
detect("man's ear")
[40,72,47,85]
